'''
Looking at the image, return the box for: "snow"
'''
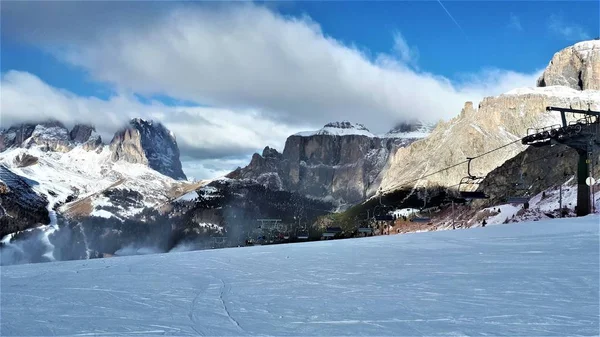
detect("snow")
[573,40,600,59]
[1,215,598,336]
[29,124,69,142]
[392,208,419,217]
[470,123,485,135]
[503,86,600,106]
[294,121,375,137]
[198,223,224,232]
[175,191,198,202]
[91,209,117,219]
[479,204,523,226]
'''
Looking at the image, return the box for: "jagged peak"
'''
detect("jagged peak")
[131,117,152,126]
[110,117,186,180]
[262,146,280,158]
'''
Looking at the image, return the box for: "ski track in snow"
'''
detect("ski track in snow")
[1,216,599,336]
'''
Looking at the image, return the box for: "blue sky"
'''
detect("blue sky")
[1,1,598,179]
[275,1,598,76]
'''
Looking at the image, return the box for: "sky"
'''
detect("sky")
[1,1,599,180]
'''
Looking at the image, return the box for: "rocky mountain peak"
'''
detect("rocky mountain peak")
[262,146,281,159]
[70,124,102,151]
[70,124,95,143]
[537,39,600,90]
[109,118,187,180]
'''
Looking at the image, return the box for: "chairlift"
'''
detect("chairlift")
[374,214,395,221]
[211,236,226,248]
[458,157,489,200]
[507,196,530,204]
[507,171,530,204]
[322,226,342,239]
[410,216,432,223]
[357,222,374,234]
[296,226,309,240]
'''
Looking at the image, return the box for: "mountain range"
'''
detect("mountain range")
[1,39,599,264]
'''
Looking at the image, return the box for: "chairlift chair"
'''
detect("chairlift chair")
[507,172,530,204]
[357,222,374,234]
[322,226,342,239]
[296,226,309,240]
[410,216,432,223]
[458,157,490,200]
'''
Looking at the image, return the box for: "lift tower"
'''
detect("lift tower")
[522,106,600,216]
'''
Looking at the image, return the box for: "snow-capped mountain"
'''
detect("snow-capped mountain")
[0,119,201,228]
[229,121,430,205]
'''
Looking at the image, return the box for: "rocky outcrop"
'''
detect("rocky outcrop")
[109,118,187,180]
[537,40,600,90]
[0,123,36,152]
[0,165,50,238]
[70,124,94,143]
[13,153,39,168]
[229,122,429,205]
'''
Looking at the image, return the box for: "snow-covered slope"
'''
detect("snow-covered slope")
[1,215,598,336]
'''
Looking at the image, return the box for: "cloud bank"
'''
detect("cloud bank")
[1,2,543,179]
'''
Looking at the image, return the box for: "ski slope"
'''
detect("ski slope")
[1,216,599,336]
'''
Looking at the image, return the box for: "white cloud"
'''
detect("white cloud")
[2,2,541,133]
[0,71,305,179]
[181,156,251,181]
[1,3,546,179]
[508,13,523,31]
[548,14,591,41]
[392,32,419,66]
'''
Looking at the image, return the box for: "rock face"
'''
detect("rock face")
[380,40,600,193]
[537,40,600,90]
[109,118,187,180]
[0,165,50,238]
[0,123,36,152]
[229,122,430,204]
